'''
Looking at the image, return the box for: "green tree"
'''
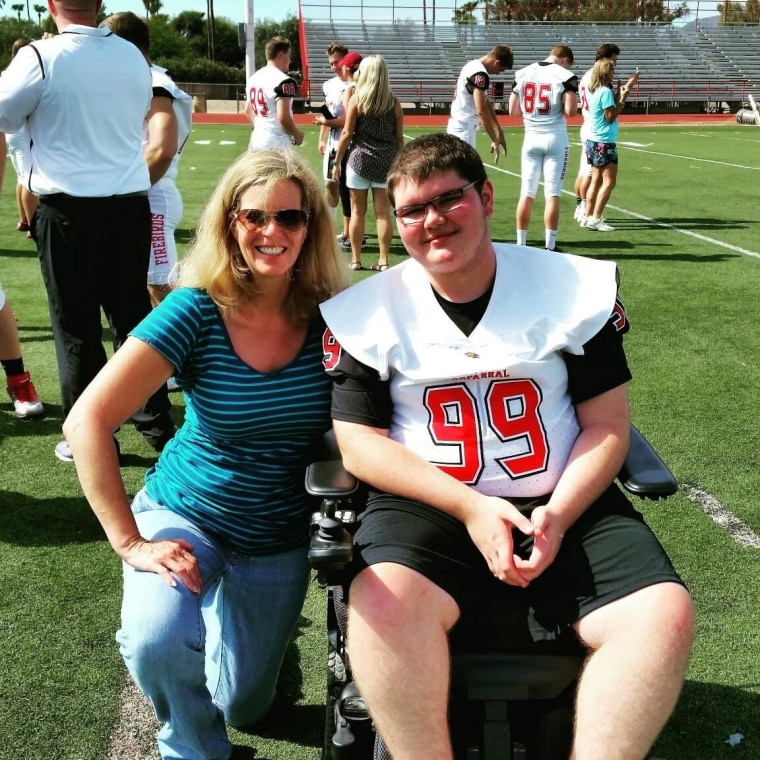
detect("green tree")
[172,9,207,59]
[212,16,245,68]
[148,14,193,60]
[452,0,479,23]
[253,15,300,75]
[142,0,163,18]
[718,0,760,23]
[32,3,45,24]
[206,0,215,60]
[11,3,23,20]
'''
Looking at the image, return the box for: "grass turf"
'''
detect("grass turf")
[0,122,758,758]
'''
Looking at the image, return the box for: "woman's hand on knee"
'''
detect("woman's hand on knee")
[123,537,202,594]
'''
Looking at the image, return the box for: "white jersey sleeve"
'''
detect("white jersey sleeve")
[579,68,593,141]
[321,245,619,498]
[450,59,491,127]
[149,65,193,181]
[322,75,349,148]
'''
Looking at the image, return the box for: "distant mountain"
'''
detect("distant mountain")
[678,14,721,30]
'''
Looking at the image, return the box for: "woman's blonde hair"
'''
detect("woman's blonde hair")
[353,55,396,117]
[176,150,347,323]
[589,59,616,93]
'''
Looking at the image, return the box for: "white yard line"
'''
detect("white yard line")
[485,162,760,260]
[683,485,760,549]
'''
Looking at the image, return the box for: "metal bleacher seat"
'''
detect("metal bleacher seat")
[301,18,755,109]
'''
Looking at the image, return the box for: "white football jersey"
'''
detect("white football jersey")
[321,245,619,498]
[450,59,491,127]
[246,64,298,142]
[512,61,577,134]
[322,75,350,149]
[147,65,192,182]
[578,67,593,142]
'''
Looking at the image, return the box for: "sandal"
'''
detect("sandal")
[350,262,362,271]
[16,220,29,232]
[370,264,389,272]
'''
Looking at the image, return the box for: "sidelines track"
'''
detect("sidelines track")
[193,112,738,127]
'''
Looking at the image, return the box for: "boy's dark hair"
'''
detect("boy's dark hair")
[596,43,621,60]
[326,43,348,58]
[386,133,488,207]
[101,12,150,57]
[266,36,291,61]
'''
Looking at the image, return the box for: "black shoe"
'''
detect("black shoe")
[546,245,568,253]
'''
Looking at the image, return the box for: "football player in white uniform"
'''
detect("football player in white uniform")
[315,43,349,209]
[447,45,512,163]
[509,45,578,252]
[573,43,620,225]
[319,133,693,760]
[102,12,193,307]
[245,36,303,152]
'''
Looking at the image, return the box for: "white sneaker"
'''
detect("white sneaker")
[578,215,588,227]
[573,205,584,222]
[55,439,74,463]
[586,217,616,232]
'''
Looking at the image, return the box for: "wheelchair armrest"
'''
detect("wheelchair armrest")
[305,460,359,499]
[617,425,678,500]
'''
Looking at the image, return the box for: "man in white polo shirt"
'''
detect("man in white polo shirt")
[0,0,174,462]
[245,36,303,151]
[102,11,193,307]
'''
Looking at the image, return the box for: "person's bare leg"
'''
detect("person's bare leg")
[348,189,368,267]
[0,301,23,360]
[572,582,694,760]
[348,563,460,760]
[578,174,592,208]
[15,184,27,227]
[372,187,392,267]
[516,195,534,245]
[544,195,561,248]
[148,284,171,309]
[584,168,602,221]
[590,164,618,221]
[21,187,38,230]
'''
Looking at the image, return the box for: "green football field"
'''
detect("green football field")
[0,122,758,759]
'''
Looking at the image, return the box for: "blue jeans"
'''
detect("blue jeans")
[118,489,310,759]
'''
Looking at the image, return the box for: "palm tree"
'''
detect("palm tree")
[141,0,163,18]
[11,3,24,20]
[206,0,216,60]
[33,2,45,24]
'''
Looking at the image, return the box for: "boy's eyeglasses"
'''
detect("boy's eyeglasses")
[393,181,480,226]
[233,208,309,232]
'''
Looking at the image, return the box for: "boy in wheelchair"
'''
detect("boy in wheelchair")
[317,133,694,759]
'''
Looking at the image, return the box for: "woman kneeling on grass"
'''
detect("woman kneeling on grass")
[63,149,346,760]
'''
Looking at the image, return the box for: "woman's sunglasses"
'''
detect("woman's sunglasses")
[233,208,309,232]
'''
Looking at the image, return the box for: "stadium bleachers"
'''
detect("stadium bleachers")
[302,20,757,111]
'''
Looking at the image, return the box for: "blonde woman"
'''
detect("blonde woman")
[333,54,404,270]
[583,58,637,231]
[63,150,346,760]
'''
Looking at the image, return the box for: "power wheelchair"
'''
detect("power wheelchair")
[306,426,677,760]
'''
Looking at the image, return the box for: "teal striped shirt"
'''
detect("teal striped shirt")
[130,287,331,554]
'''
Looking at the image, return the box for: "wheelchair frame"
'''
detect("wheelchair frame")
[306,425,677,760]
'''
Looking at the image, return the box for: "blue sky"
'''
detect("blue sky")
[111,0,299,24]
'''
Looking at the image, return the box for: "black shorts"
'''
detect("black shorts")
[350,484,684,646]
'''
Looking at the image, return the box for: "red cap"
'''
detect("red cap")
[338,51,362,71]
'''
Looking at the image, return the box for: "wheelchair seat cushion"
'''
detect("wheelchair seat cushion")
[348,483,686,645]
